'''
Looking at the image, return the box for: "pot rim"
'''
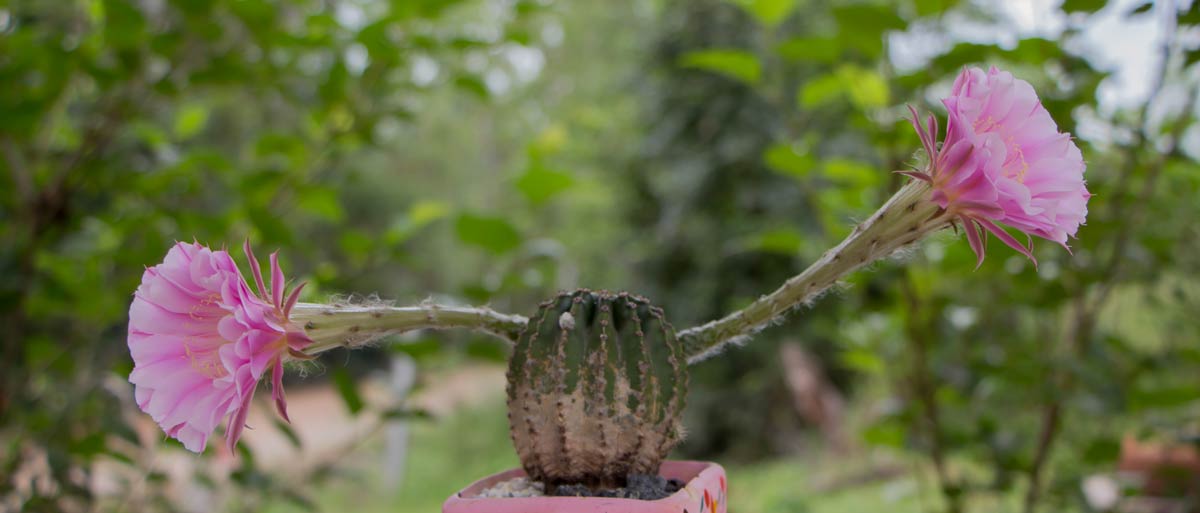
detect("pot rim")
[442,460,727,513]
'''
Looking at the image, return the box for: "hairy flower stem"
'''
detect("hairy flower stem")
[292,303,529,356]
[679,181,949,364]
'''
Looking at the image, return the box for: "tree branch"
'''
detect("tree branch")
[901,274,962,513]
[1,136,33,205]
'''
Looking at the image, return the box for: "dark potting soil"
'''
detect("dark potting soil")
[550,474,685,501]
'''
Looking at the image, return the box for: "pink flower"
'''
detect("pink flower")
[905,66,1090,267]
[128,241,310,453]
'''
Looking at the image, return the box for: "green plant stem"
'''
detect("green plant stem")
[678,180,948,364]
[293,303,529,356]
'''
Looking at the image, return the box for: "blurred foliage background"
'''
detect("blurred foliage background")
[2,0,1199,512]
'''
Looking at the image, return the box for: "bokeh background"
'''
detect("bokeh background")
[3,0,1200,512]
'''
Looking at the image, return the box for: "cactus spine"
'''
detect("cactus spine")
[506,290,688,489]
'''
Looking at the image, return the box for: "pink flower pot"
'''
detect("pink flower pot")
[443,461,727,513]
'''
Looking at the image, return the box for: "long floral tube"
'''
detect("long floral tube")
[678,180,950,363]
[293,302,528,356]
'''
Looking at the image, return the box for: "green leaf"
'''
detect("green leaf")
[466,337,510,362]
[822,158,879,186]
[515,167,574,205]
[798,73,843,108]
[1130,384,1197,410]
[530,124,569,155]
[832,4,906,32]
[1082,437,1120,464]
[454,75,490,99]
[515,0,548,15]
[506,28,534,45]
[831,4,904,57]
[743,228,805,255]
[174,103,210,139]
[248,206,293,243]
[25,336,62,369]
[798,67,889,110]
[409,201,451,225]
[1182,3,1200,25]
[455,213,522,254]
[841,67,889,109]
[913,0,962,16]
[339,230,374,257]
[728,0,796,27]
[102,0,148,50]
[679,49,762,85]
[928,42,998,73]
[296,188,344,222]
[332,367,364,415]
[386,201,451,245]
[1061,0,1108,14]
[777,36,841,63]
[1186,49,1200,69]
[132,122,169,150]
[449,37,492,50]
[841,347,884,373]
[1127,1,1153,16]
[861,419,906,448]
[1012,38,1066,64]
[763,143,813,178]
[69,432,107,457]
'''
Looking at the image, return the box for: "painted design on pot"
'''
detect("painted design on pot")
[706,478,727,513]
[694,485,724,513]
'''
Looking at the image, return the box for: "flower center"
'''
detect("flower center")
[1005,136,1030,183]
[184,339,228,379]
[973,116,1029,184]
[188,294,219,320]
[183,292,230,379]
[973,115,1001,133]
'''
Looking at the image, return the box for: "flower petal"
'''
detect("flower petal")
[976,217,1037,267]
[963,217,986,270]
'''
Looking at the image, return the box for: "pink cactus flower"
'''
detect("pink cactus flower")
[128,241,310,453]
[904,66,1090,267]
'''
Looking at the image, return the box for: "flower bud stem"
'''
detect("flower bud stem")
[679,181,949,364]
[293,303,529,356]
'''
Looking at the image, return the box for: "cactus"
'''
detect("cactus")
[506,289,688,489]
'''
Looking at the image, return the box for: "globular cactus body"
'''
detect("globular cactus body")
[506,290,688,489]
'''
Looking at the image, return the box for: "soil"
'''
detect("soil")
[476,477,545,498]
[479,474,685,501]
[552,474,685,501]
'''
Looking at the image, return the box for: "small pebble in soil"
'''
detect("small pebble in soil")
[477,477,545,498]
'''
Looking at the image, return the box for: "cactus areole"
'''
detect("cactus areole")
[506,290,689,489]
